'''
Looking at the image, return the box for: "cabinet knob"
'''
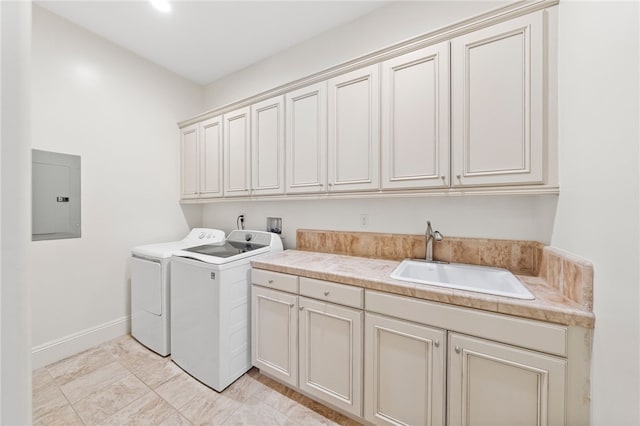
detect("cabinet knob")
[268,279,274,284]
[299,306,303,311]
[434,340,440,348]
[324,291,330,296]
[456,174,462,181]
[455,345,461,354]
[440,176,446,181]
[289,303,294,308]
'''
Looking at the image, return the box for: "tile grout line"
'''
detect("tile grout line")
[41,365,87,425]
[112,349,183,423]
[93,358,174,426]
[105,342,194,423]
[69,359,134,426]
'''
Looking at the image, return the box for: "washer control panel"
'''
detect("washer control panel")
[185,228,226,244]
[227,230,273,246]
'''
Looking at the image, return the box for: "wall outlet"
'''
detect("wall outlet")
[359,214,369,229]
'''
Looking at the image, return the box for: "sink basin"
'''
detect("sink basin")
[390,260,534,300]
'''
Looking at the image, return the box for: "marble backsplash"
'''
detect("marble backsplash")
[296,229,594,310]
[539,246,594,310]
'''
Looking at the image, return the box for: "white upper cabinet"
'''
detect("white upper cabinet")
[328,65,380,192]
[181,118,223,200]
[181,6,555,201]
[287,65,380,195]
[223,106,251,197]
[381,43,450,190]
[451,11,545,187]
[251,96,285,196]
[199,116,223,198]
[180,124,199,199]
[285,82,328,194]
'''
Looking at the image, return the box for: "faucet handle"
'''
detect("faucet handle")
[434,230,444,241]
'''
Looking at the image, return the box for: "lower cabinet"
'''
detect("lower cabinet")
[251,286,298,387]
[251,270,576,425]
[251,272,364,418]
[447,333,566,426]
[299,297,363,417]
[364,313,446,426]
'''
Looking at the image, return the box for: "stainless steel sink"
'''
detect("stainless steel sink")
[390,260,534,300]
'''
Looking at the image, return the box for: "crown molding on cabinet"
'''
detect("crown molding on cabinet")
[178,0,559,129]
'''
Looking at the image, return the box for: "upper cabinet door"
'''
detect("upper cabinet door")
[251,96,285,196]
[180,124,199,199]
[328,65,380,192]
[223,106,251,197]
[199,116,223,198]
[451,11,545,187]
[381,44,450,190]
[285,82,327,194]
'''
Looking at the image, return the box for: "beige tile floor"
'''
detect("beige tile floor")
[33,335,361,426]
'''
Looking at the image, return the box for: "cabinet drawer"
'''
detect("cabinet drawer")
[300,277,363,309]
[252,269,298,293]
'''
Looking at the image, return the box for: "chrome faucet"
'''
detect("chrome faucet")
[425,221,443,261]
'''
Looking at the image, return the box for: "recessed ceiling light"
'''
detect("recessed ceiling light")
[149,0,171,14]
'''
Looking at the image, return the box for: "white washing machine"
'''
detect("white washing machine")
[130,228,225,356]
[170,230,283,391]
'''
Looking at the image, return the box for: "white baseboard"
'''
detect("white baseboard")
[32,316,130,369]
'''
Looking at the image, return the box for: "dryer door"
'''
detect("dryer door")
[131,257,162,315]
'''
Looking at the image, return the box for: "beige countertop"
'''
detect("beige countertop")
[251,249,595,328]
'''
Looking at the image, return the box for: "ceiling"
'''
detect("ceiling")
[37,1,390,86]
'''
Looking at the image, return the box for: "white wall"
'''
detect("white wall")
[204,1,509,110]
[201,1,640,424]
[203,195,558,249]
[30,6,203,366]
[553,2,640,424]
[1,1,32,422]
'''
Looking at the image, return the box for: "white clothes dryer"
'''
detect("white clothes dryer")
[130,228,225,356]
[170,230,283,391]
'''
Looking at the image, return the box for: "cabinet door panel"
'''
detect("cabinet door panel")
[252,96,285,195]
[251,286,298,387]
[299,296,362,417]
[328,65,380,191]
[452,11,544,186]
[381,43,450,189]
[200,116,223,197]
[365,313,445,426]
[224,107,251,197]
[448,333,566,426]
[286,82,327,194]
[181,124,199,198]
